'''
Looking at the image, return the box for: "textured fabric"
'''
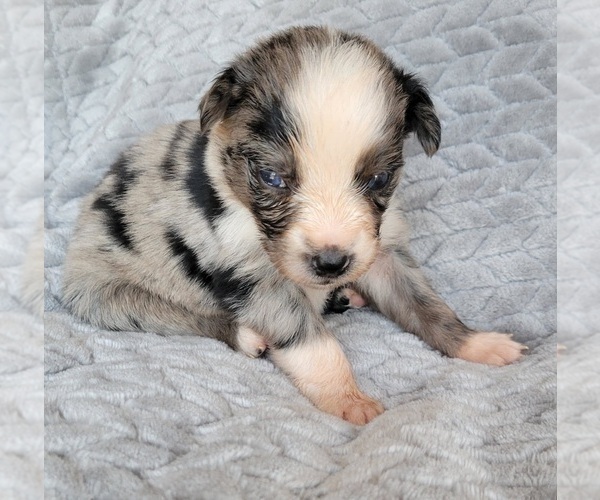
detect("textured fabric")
[45,1,557,498]
[0,0,44,498]
[557,0,600,497]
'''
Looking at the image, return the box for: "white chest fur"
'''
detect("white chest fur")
[299,285,331,314]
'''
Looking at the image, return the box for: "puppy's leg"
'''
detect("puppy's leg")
[324,286,367,314]
[236,326,268,358]
[270,334,383,425]
[356,249,526,366]
[63,279,244,348]
[233,281,383,424]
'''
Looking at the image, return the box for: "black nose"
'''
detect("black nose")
[311,249,350,278]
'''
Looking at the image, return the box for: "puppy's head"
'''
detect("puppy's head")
[200,26,440,289]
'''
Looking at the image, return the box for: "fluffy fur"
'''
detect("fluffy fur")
[63,26,526,425]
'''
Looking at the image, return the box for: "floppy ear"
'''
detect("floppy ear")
[395,70,441,157]
[198,67,243,134]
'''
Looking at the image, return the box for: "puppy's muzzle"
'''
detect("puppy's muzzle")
[310,247,352,278]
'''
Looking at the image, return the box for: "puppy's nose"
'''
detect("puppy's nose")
[311,248,351,278]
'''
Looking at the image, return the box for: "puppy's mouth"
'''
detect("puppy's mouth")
[302,274,351,290]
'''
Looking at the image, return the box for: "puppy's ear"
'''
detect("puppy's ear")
[198,67,242,134]
[395,71,441,157]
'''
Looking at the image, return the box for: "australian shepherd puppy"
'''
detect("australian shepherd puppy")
[63,26,526,424]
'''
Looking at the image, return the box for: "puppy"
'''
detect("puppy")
[63,26,526,425]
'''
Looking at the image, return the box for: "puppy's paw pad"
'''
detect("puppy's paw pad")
[237,326,268,358]
[329,392,384,425]
[344,288,366,308]
[456,332,526,366]
[325,287,367,313]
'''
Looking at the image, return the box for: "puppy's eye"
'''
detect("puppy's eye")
[367,171,390,191]
[259,169,287,189]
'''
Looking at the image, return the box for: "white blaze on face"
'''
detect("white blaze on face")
[281,43,389,283]
[271,42,392,286]
[289,43,390,178]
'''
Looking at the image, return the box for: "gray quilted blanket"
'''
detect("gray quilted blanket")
[44,1,557,498]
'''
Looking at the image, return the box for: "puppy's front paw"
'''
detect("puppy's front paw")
[320,391,384,425]
[344,288,367,308]
[324,287,367,314]
[456,332,527,366]
[237,326,268,358]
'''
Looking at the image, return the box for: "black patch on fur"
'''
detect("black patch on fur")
[92,195,134,250]
[211,267,256,313]
[221,68,249,120]
[369,196,388,214]
[392,68,441,156]
[323,288,351,314]
[107,154,137,199]
[185,132,226,225]
[92,154,138,249]
[127,315,142,330]
[162,152,178,181]
[337,30,368,47]
[220,145,235,169]
[339,32,353,43]
[271,332,301,350]
[199,67,244,132]
[248,98,298,147]
[241,146,296,239]
[262,30,295,51]
[165,229,213,287]
[250,190,295,239]
[214,67,236,102]
[356,146,403,222]
[162,123,187,180]
[269,297,314,349]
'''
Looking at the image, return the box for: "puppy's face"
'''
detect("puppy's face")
[200,27,440,289]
